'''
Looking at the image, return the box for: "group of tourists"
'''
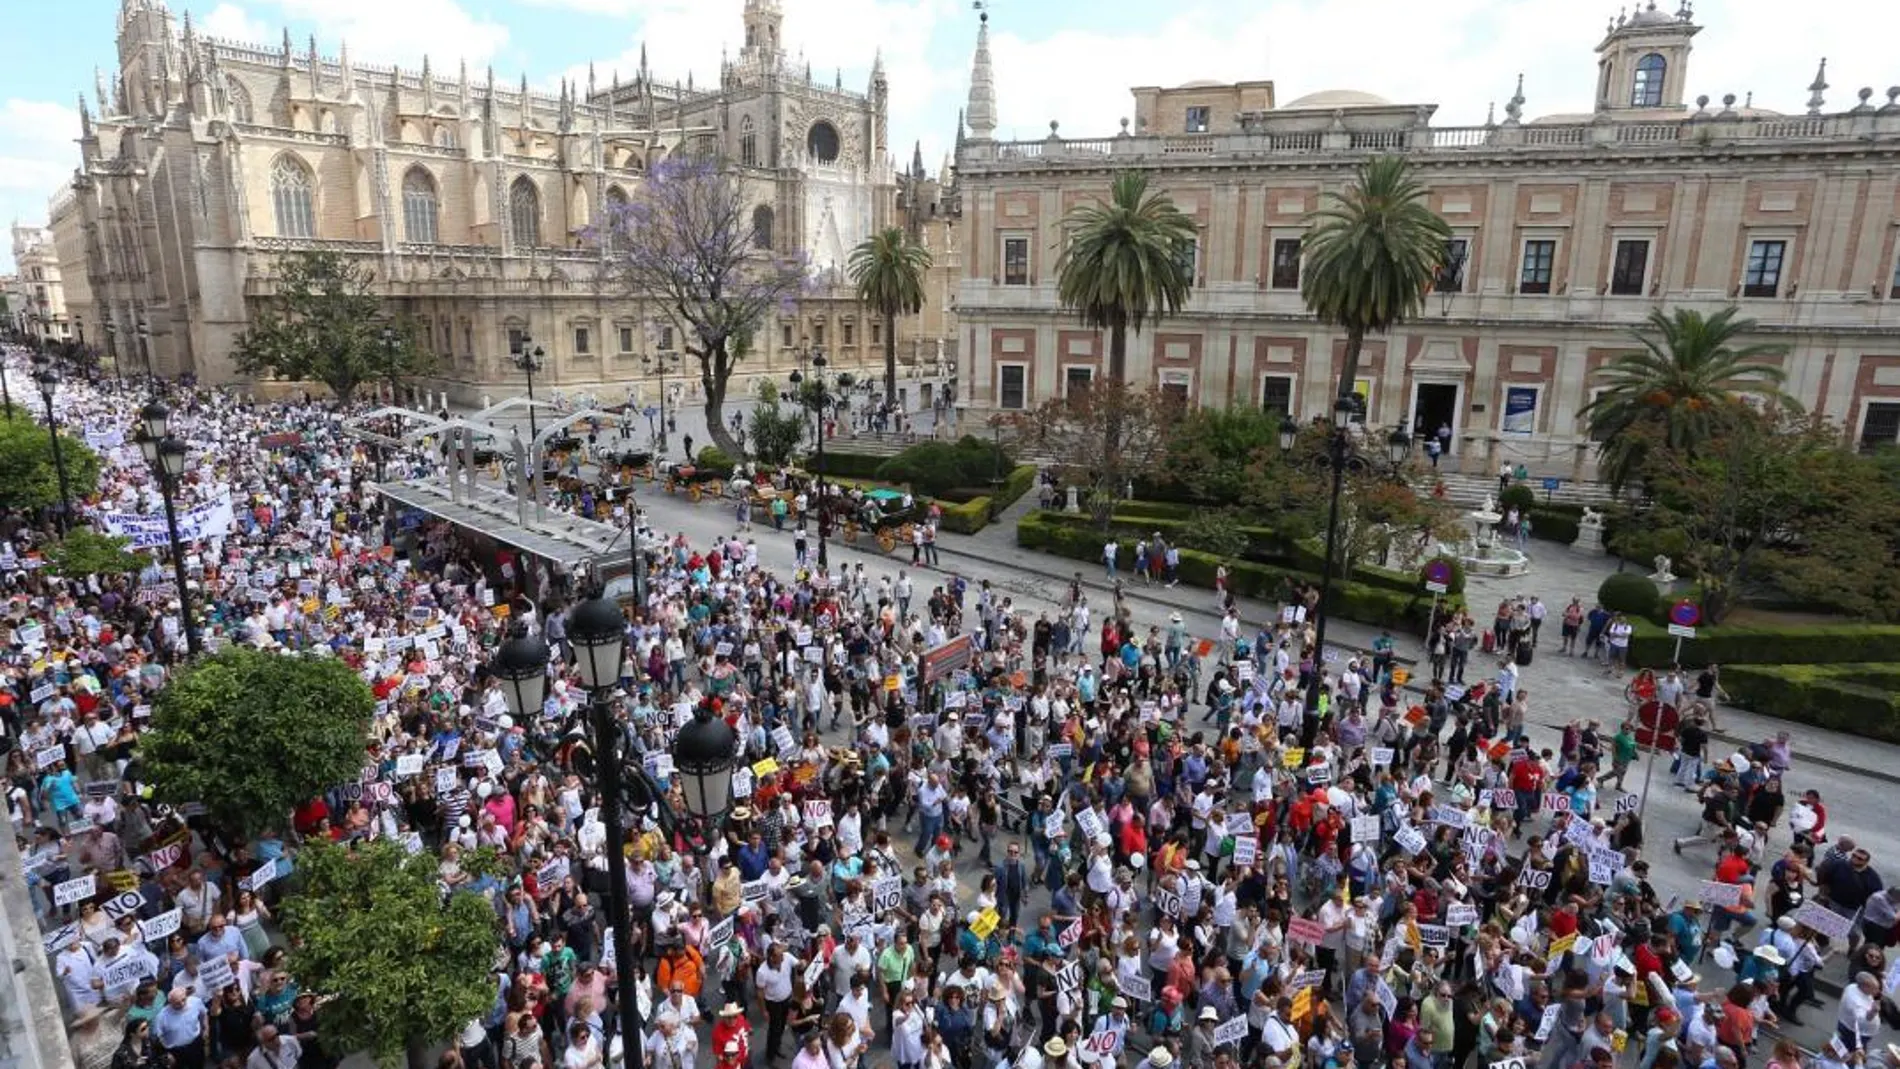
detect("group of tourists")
[3,346,1895,1069]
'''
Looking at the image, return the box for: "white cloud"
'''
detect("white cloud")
[199,3,270,46]
[979,0,1900,142]
[0,99,81,272]
[202,0,511,68]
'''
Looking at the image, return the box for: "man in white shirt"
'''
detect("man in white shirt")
[831,932,873,999]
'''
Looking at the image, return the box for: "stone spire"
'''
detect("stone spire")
[96,68,111,113]
[281,27,293,66]
[587,62,597,100]
[78,92,94,138]
[308,34,320,95]
[459,59,471,115]
[607,71,618,126]
[965,10,996,141]
[339,39,354,96]
[422,54,435,111]
[519,72,530,128]
[911,139,924,178]
[1806,57,1829,115]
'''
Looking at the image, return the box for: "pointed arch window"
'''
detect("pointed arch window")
[1631,53,1666,108]
[510,176,541,249]
[270,155,315,238]
[739,115,758,167]
[402,167,440,244]
[602,186,629,253]
[752,205,774,250]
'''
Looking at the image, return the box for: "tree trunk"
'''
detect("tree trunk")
[883,310,898,408]
[1334,327,1365,413]
[1105,322,1128,457]
[698,349,745,460]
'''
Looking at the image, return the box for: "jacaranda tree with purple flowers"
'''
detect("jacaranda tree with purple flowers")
[592,156,810,458]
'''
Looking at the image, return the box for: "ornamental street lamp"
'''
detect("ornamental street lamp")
[1277,397,1412,730]
[788,342,853,573]
[31,355,73,534]
[513,332,545,441]
[135,403,202,657]
[642,347,681,455]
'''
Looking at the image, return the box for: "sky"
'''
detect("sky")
[2,0,1894,271]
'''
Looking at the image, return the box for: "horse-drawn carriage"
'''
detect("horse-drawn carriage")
[832,487,923,553]
[660,461,727,501]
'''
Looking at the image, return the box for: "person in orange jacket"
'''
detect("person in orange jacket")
[656,941,705,1000]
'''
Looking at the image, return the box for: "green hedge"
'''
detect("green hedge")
[996,463,1038,513]
[1721,664,1900,742]
[1023,510,1466,596]
[1018,513,1464,631]
[801,450,889,480]
[1625,620,1900,669]
[1527,507,1580,545]
[936,497,992,535]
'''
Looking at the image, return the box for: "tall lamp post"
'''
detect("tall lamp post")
[788,343,853,573]
[1277,398,1412,717]
[135,402,202,657]
[642,348,680,455]
[31,355,73,534]
[513,332,545,441]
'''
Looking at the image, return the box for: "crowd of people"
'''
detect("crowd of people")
[5,348,1898,1069]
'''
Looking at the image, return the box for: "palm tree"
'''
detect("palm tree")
[1581,306,1791,490]
[847,227,932,409]
[1300,155,1450,405]
[1055,172,1197,384]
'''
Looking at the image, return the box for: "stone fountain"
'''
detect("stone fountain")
[1440,493,1533,578]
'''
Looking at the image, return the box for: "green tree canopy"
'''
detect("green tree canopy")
[282,839,502,1068]
[0,412,102,513]
[1055,172,1197,383]
[43,529,149,579]
[1581,306,1791,491]
[141,648,373,839]
[747,379,807,467]
[595,157,811,459]
[1013,383,1186,525]
[233,250,434,405]
[1300,155,1450,400]
[1639,408,1900,623]
[848,227,932,407]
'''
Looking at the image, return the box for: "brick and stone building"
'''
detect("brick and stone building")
[951,3,1900,476]
[65,0,912,404]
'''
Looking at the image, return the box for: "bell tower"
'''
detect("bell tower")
[741,0,783,66]
[1594,1,1699,113]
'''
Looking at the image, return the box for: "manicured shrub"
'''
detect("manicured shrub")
[1721,664,1900,742]
[1598,572,1661,617]
[1527,507,1580,544]
[1500,484,1537,514]
[695,446,736,475]
[1625,620,1900,669]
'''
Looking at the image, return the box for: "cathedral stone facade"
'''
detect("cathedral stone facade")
[68,0,911,405]
[952,4,1900,476]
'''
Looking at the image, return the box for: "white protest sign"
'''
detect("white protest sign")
[1517,868,1552,891]
[1370,747,1395,767]
[709,915,736,950]
[1213,1017,1249,1047]
[197,957,235,994]
[1697,881,1744,908]
[1117,974,1153,1002]
[35,745,66,770]
[871,876,903,914]
[1351,815,1382,844]
[241,859,283,892]
[100,890,146,921]
[395,753,427,778]
[140,908,183,943]
[803,800,834,828]
[1446,904,1480,927]
[1534,1005,1561,1043]
[1059,919,1084,950]
[1789,902,1854,941]
[1075,808,1106,842]
[53,874,97,907]
[1394,825,1427,856]
[1226,812,1253,836]
[1232,836,1258,868]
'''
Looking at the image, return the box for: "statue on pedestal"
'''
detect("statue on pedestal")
[1648,554,1676,583]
